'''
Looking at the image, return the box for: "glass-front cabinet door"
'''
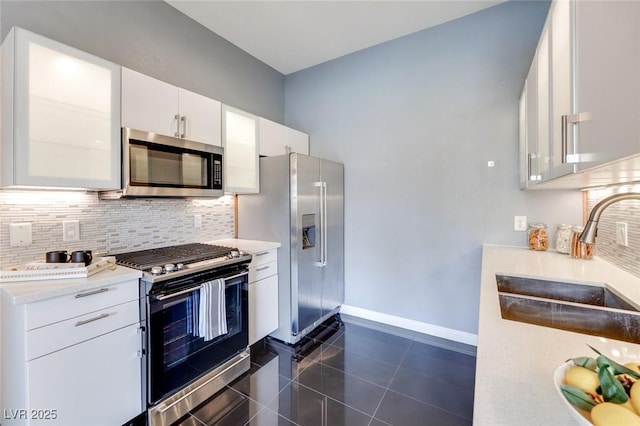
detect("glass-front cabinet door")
[548,0,576,179]
[2,27,121,189]
[222,105,259,194]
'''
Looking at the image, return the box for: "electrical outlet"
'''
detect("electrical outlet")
[63,220,80,242]
[616,222,628,246]
[194,214,202,228]
[514,216,527,231]
[10,223,32,247]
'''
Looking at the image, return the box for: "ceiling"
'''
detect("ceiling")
[166,1,506,75]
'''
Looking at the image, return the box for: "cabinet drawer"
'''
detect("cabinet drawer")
[27,299,139,360]
[249,249,277,267]
[249,261,278,283]
[26,279,139,330]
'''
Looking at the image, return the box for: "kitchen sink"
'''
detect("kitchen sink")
[496,274,640,344]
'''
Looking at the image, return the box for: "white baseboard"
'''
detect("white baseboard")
[340,304,478,347]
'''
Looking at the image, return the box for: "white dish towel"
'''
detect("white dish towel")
[198,278,228,341]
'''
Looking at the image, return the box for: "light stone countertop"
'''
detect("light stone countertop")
[475,245,640,426]
[209,238,281,253]
[0,240,279,305]
[0,266,142,305]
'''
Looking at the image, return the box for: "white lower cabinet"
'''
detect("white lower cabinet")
[27,323,142,426]
[248,249,279,345]
[1,278,143,426]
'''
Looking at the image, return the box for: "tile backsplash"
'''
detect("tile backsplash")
[586,185,640,278]
[0,190,234,269]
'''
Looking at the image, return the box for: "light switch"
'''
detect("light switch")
[514,216,527,232]
[63,220,80,242]
[10,223,32,247]
[194,214,202,228]
[616,222,628,246]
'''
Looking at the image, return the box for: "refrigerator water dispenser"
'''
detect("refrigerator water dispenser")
[302,214,316,249]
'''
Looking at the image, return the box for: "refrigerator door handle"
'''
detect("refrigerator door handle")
[322,181,328,267]
[314,181,328,267]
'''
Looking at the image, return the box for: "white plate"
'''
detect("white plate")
[553,361,594,426]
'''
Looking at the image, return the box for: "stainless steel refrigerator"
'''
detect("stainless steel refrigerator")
[238,153,344,345]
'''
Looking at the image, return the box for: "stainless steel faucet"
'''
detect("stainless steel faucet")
[579,192,640,244]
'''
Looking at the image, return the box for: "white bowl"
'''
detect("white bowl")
[553,361,594,426]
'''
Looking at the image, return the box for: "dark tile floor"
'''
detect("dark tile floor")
[174,315,476,426]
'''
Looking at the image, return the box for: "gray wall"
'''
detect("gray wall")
[284,1,583,335]
[0,0,284,122]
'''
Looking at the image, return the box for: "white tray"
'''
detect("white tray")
[0,257,117,282]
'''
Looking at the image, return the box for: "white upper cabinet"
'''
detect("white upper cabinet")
[222,105,259,194]
[536,23,551,181]
[121,67,178,137]
[548,0,575,179]
[522,35,546,186]
[285,126,310,156]
[518,84,528,189]
[523,0,640,189]
[121,67,221,146]
[1,27,121,190]
[259,117,309,157]
[572,0,640,168]
[178,88,222,146]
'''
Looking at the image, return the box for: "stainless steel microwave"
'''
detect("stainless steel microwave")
[101,128,223,199]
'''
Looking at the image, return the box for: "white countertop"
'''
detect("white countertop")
[0,266,142,305]
[0,240,279,305]
[209,238,281,253]
[475,245,640,426]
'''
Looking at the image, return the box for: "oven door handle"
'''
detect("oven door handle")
[154,271,248,301]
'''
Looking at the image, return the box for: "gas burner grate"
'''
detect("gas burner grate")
[113,243,234,271]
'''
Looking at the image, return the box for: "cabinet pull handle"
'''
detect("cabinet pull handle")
[255,251,269,257]
[75,313,110,327]
[561,115,568,164]
[75,288,109,298]
[561,113,590,164]
[256,266,270,272]
[180,115,187,138]
[174,114,181,137]
[527,153,533,181]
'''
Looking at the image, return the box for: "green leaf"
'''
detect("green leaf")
[561,384,597,411]
[597,358,629,404]
[588,345,640,379]
[572,356,597,370]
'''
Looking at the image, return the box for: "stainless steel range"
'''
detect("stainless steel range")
[114,243,252,426]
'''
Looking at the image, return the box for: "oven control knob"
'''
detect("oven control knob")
[164,263,176,273]
[229,250,240,258]
[151,266,163,275]
[238,250,247,256]
[176,263,184,270]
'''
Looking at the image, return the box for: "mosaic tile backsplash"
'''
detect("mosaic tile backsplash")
[0,190,235,269]
[586,185,640,279]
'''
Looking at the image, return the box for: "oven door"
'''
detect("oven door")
[147,268,248,405]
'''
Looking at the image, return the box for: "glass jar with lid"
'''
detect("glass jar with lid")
[527,223,549,251]
[569,226,594,259]
[555,224,572,254]
[570,226,584,258]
